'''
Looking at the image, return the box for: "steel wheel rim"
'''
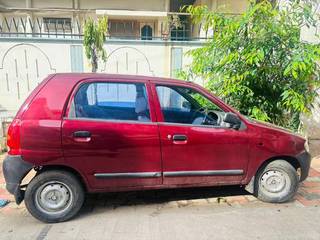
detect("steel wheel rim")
[35,181,73,215]
[260,170,290,194]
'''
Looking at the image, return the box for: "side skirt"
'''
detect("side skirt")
[163,170,244,177]
[94,170,244,179]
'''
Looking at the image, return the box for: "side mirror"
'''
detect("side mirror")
[223,112,241,129]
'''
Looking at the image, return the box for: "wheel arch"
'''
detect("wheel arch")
[36,165,89,192]
[258,155,301,172]
[245,155,300,194]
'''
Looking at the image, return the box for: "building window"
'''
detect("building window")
[170,15,190,41]
[141,25,153,40]
[171,47,183,77]
[43,17,72,33]
[109,20,139,39]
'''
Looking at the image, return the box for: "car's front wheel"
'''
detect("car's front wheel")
[25,170,84,223]
[255,160,299,203]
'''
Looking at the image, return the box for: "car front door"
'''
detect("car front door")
[62,79,162,190]
[152,82,249,186]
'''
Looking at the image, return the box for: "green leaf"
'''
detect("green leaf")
[184,1,320,131]
[83,16,108,72]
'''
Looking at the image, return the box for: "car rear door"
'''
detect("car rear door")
[151,82,249,186]
[62,78,162,190]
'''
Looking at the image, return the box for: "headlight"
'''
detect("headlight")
[304,140,310,152]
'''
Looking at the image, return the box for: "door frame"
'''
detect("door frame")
[61,77,163,190]
[149,80,250,185]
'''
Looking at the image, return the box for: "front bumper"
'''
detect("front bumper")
[296,151,312,182]
[2,155,33,204]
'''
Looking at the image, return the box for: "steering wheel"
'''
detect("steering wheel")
[201,108,209,125]
[210,110,223,125]
[191,107,206,124]
[192,108,221,126]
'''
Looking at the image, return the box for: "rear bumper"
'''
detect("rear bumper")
[2,155,33,204]
[296,151,311,182]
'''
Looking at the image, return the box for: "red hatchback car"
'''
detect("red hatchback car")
[3,73,310,223]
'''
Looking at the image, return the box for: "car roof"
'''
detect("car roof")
[51,73,195,86]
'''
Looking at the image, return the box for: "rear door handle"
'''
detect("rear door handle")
[73,131,91,142]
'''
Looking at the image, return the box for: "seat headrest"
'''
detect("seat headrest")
[135,96,148,114]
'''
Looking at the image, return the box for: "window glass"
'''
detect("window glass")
[109,20,138,38]
[141,25,153,40]
[156,85,224,126]
[71,82,150,122]
[43,18,72,33]
[157,86,190,112]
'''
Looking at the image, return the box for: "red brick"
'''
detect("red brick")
[301,181,320,188]
[308,168,320,177]
[295,194,320,206]
[225,196,249,204]
[0,188,9,195]
[298,199,320,206]
[303,188,320,195]
[0,194,14,201]
[0,206,14,215]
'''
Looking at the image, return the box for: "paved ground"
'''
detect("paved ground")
[1,153,320,240]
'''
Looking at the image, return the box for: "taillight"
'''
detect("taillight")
[7,119,21,155]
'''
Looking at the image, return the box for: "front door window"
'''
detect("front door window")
[156,85,225,126]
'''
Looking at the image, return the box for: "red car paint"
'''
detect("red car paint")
[7,73,308,193]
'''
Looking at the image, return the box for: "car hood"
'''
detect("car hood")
[248,119,305,140]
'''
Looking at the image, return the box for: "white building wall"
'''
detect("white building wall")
[298,2,320,151]
[0,38,200,149]
[300,2,320,44]
[0,0,167,11]
[0,39,199,115]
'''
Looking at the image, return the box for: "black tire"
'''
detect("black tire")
[254,160,299,203]
[25,170,85,223]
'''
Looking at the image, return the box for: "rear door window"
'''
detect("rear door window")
[69,82,150,122]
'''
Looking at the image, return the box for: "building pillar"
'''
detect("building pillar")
[165,0,170,12]
[26,0,32,9]
[73,0,80,9]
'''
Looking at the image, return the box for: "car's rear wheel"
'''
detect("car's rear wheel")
[25,170,84,223]
[254,160,299,203]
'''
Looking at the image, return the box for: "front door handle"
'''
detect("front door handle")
[73,131,91,142]
[172,134,188,144]
[173,135,187,141]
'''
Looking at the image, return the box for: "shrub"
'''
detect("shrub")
[182,0,320,131]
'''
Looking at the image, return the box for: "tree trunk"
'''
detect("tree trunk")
[91,49,98,73]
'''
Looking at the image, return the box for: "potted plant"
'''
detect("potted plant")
[162,14,182,40]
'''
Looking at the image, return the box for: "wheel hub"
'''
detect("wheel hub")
[35,181,73,215]
[260,170,287,193]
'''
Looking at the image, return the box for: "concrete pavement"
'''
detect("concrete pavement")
[0,199,320,240]
[1,154,320,240]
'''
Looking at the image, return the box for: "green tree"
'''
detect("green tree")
[181,0,320,131]
[83,17,108,72]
